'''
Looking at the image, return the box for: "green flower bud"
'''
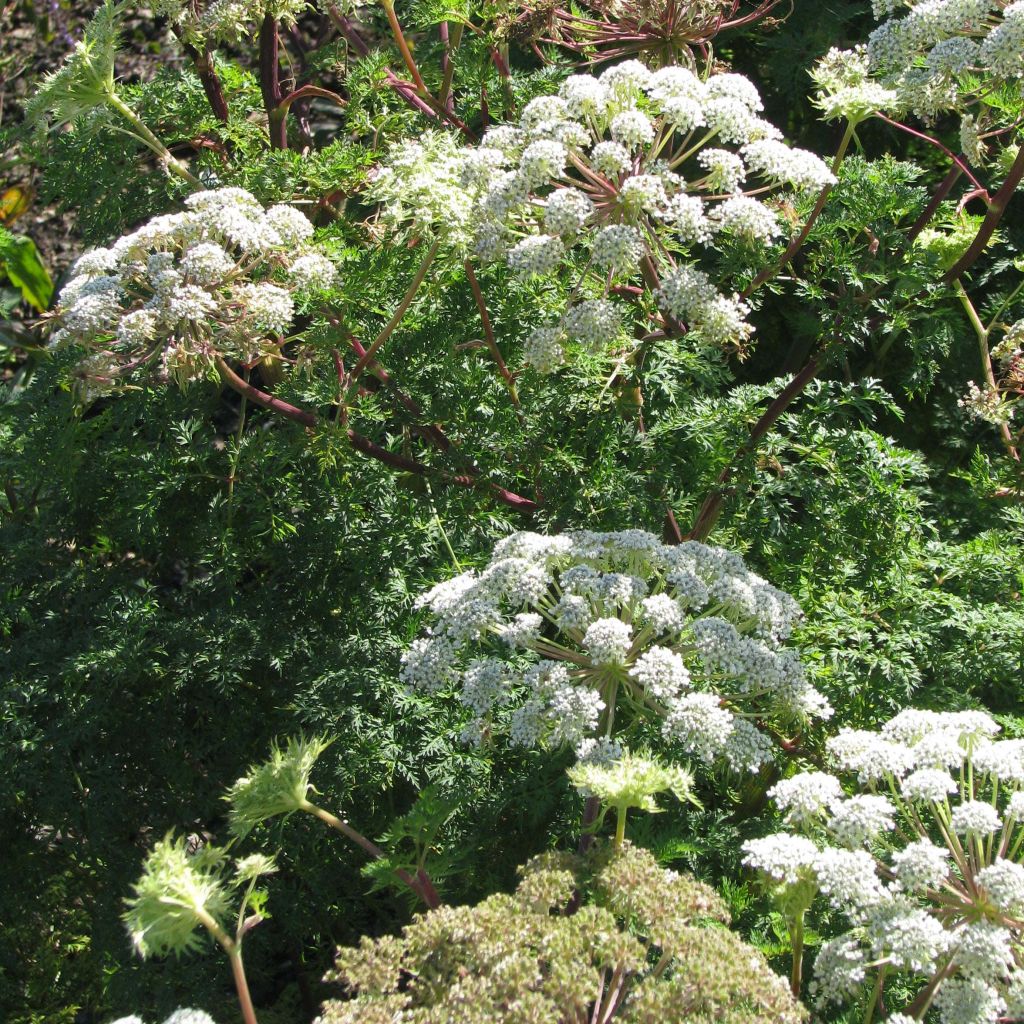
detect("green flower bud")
[915,216,995,272]
[227,735,331,838]
[123,834,232,958]
[234,853,278,884]
[568,749,700,833]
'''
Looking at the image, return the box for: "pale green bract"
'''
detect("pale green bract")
[227,735,332,838]
[123,835,232,958]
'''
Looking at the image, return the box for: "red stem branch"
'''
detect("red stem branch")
[323,4,474,137]
[874,113,987,194]
[685,352,824,540]
[259,14,287,150]
[275,84,347,116]
[464,262,521,410]
[944,143,1024,283]
[215,358,537,511]
[177,35,229,123]
[907,163,962,243]
[381,0,428,94]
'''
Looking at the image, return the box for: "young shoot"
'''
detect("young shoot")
[123,834,275,1024]
[227,735,440,908]
[568,749,699,847]
[24,0,201,186]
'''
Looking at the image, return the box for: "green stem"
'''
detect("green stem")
[862,965,888,1024]
[955,279,1019,461]
[301,800,440,909]
[106,92,202,188]
[985,276,1024,334]
[195,910,259,1024]
[225,373,248,533]
[302,800,389,860]
[668,129,719,169]
[789,911,804,998]
[228,947,260,1024]
[427,485,461,568]
[614,806,627,848]
[438,21,464,112]
[348,239,441,385]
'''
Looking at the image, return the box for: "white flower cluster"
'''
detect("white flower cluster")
[401,529,830,770]
[959,380,1015,425]
[744,707,1024,1023]
[819,0,1024,119]
[151,0,307,44]
[110,1010,216,1024]
[377,62,834,369]
[52,188,337,399]
[811,45,901,123]
[957,320,1024,430]
[370,133,482,251]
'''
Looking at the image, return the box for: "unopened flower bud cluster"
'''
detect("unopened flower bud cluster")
[400,529,831,771]
[377,62,834,370]
[323,841,806,1024]
[52,188,338,401]
[743,707,1024,1023]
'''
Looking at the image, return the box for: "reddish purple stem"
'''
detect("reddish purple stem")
[216,358,537,511]
[944,143,1024,282]
[259,14,287,149]
[875,113,987,194]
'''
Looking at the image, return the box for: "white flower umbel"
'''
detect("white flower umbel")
[893,839,950,893]
[836,0,1024,122]
[747,707,1024,1021]
[52,188,336,398]
[742,833,819,885]
[402,530,827,769]
[378,65,834,371]
[768,772,843,826]
[826,793,896,847]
